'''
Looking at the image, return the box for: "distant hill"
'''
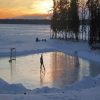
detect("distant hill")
[0,19,50,25]
[0,19,89,25]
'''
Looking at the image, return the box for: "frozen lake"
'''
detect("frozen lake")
[0,24,50,54]
[0,52,100,89]
[0,24,89,55]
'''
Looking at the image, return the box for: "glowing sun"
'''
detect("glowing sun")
[31,1,53,14]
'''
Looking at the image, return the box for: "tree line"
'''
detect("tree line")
[51,0,100,47]
[51,0,79,40]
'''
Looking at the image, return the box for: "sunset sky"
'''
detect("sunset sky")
[0,0,53,19]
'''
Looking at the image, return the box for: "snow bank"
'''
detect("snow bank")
[0,75,100,100]
[0,78,27,94]
[0,74,100,94]
[32,75,100,93]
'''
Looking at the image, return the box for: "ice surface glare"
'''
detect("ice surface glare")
[0,52,100,89]
[78,58,90,80]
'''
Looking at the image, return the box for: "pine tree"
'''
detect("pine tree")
[51,0,79,40]
[51,0,58,38]
[87,0,100,46]
[69,0,80,40]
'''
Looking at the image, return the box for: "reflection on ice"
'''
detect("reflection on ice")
[78,59,90,80]
[9,60,16,83]
[0,52,100,89]
[40,67,46,87]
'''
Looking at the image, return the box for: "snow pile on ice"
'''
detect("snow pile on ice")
[32,87,60,94]
[0,75,100,100]
[0,78,27,94]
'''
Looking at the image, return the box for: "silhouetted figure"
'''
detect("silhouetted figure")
[42,39,46,42]
[40,54,45,71]
[36,37,40,42]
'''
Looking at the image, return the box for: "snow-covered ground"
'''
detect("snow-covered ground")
[0,24,100,100]
[0,24,99,62]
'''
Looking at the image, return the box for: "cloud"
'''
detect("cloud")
[0,0,32,8]
[29,0,53,14]
[0,7,33,19]
[0,0,52,18]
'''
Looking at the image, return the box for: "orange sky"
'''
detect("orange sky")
[0,0,53,19]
